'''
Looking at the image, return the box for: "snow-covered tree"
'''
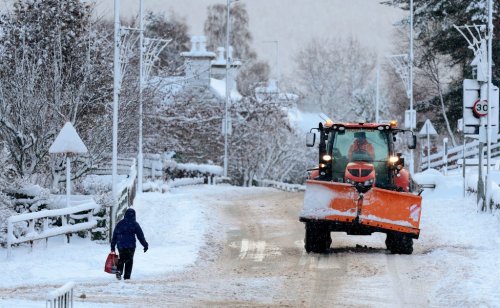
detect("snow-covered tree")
[145,11,191,76]
[0,0,114,189]
[382,1,498,144]
[143,87,225,164]
[0,144,20,246]
[230,96,306,186]
[236,60,271,97]
[386,0,499,78]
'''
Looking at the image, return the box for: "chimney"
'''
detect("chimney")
[211,45,241,93]
[181,36,216,88]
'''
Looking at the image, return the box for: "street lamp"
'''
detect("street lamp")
[223,0,239,178]
[408,0,415,175]
[387,0,415,174]
[138,0,170,194]
[111,0,120,237]
[486,0,493,210]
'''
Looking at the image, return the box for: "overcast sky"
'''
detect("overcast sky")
[96,1,405,79]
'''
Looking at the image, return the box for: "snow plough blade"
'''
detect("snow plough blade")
[359,187,422,236]
[301,180,359,223]
[300,180,422,236]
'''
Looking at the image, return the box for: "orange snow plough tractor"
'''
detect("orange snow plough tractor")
[299,120,422,254]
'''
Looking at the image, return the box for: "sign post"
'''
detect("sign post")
[442,138,449,175]
[418,119,437,170]
[49,122,88,212]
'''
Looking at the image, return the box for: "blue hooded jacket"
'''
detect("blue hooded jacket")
[111,208,148,251]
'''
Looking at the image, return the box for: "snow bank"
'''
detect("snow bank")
[210,78,242,101]
[0,186,215,288]
[415,171,500,305]
[177,163,223,175]
[413,168,444,187]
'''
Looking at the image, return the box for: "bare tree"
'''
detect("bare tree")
[145,11,191,76]
[294,37,376,121]
[204,2,256,61]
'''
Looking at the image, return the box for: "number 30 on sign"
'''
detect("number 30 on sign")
[473,99,488,117]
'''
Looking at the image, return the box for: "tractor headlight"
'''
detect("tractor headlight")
[322,154,332,161]
[364,179,374,186]
[389,156,399,164]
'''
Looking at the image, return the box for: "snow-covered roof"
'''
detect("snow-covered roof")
[210,78,242,101]
[49,122,88,154]
[255,80,299,103]
[288,108,324,133]
[211,46,242,67]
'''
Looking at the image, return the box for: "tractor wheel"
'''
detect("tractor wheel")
[386,233,413,255]
[305,222,331,253]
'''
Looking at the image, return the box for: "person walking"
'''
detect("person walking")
[111,208,148,280]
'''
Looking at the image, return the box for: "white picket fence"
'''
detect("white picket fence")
[420,137,500,171]
[5,155,224,256]
[46,281,75,308]
[7,200,101,257]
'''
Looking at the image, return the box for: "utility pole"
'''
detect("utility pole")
[138,0,144,194]
[136,0,169,194]
[485,0,494,210]
[387,0,416,174]
[409,0,415,174]
[111,0,120,238]
[223,0,232,178]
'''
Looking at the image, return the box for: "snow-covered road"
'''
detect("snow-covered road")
[1,172,499,307]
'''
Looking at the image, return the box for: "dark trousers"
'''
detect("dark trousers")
[117,248,135,279]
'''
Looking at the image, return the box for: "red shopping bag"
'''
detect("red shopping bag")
[104,252,119,274]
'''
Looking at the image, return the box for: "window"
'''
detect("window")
[328,129,390,185]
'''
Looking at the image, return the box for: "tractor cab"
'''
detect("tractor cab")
[307,121,417,192]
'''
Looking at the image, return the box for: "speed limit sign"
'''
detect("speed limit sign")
[473,99,488,117]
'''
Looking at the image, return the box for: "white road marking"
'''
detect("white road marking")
[238,239,268,261]
[254,241,267,262]
[239,239,249,259]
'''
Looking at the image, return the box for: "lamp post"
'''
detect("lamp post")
[486,0,493,209]
[409,0,415,174]
[111,0,120,236]
[224,0,238,177]
[387,0,415,174]
[137,0,169,193]
[138,0,144,194]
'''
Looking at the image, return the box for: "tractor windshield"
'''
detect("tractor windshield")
[328,129,390,185]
